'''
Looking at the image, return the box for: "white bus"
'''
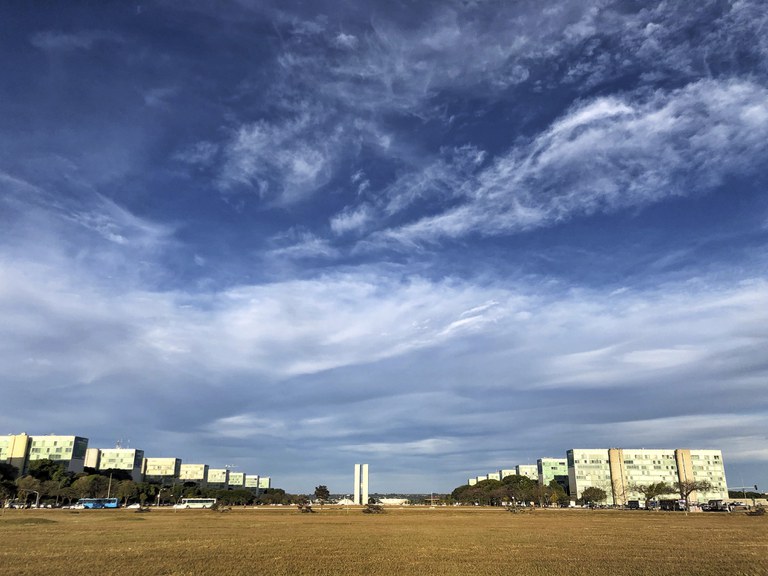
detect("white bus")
[173,498,217,509]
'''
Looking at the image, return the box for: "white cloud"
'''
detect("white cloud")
[330,204,373,236]
[378,79,768,244]
[334,32,358,49]
[219,114,335,203]
[30,30,117,51]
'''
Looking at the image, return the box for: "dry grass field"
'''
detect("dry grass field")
[1,507,766,576]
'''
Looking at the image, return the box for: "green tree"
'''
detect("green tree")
[60,486,80,505]
[314,485,330,505]
[27,459,70,483]
[116,480,138,505]
[628,482,674,509]
[259,488,289,505]
[674,479,712,511]
[580,486,607,506]
[42,479,70,505]
[0,463,18,506]
[0,463,19,481]
[15,476,42,506]
[450,479,507,506]
[547,480,569,507]
[502,474,538,505]
[71,474,109,498]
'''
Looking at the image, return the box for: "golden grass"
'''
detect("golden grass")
[1,507,766,576]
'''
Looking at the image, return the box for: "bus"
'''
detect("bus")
[75,498,120,509]
[174,498,217,509]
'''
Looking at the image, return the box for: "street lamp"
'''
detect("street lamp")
[26,490,41,509]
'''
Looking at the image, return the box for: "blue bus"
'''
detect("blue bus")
[75,498,120,509]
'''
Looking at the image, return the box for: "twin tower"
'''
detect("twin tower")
[353,463,369,505]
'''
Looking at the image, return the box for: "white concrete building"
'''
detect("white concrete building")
[85,448,101,470]
[27,435,88,474]
[537,458,569,490]
[207,468,229,487]
[567,448,728,506]
[354,464,369,505]
[142,457,181,484]
[228,471,245,488]
[98,448,145,482]
[179,464,209,486]
[516,465,538,481]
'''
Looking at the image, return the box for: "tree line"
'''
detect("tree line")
[450,474,714,509]
[0,460,304,507]
[451,475,571,506]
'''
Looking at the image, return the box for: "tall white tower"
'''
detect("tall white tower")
[354,463,369,504]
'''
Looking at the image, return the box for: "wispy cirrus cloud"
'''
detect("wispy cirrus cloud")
[30,30,120,51]
[375,79,768,245]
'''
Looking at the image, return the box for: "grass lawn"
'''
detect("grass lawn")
[1,507,766,576]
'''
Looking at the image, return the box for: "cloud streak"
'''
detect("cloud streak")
[374,79,768,244]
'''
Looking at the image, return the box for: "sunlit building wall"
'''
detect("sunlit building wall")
[27,435,88,474]
[228,472,245,488]
[207,468,229,487]
[179,464,209,487]
[568,448,728,505]
[516,465,538,481]
[99,448,145,482]
[537,458,569,492]
[499,469,516,480]
[142,457,181,484]
[0,434,31,477]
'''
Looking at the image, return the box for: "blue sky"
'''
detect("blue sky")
[1,1,767,494]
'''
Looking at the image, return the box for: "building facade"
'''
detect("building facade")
[228,471,245,488]
[0,434,32,477]
[98,448,145,482]
[85,448,101,470]
[245,474,260,489]
[516,465,538,481]
[142,457,181,484]
[354,464,369,505]
[207,468,229,487]
[179,464,209,486]
[499,469,516,480]
[537,458,569,491]
[567,448,728,505]
[27,435,88,474]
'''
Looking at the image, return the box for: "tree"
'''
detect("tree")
[674,479,712,511]
[580,487,607,506]
[27,459,70,483]
[0,463,19,482]
[314,485,330,505]
[451,479,507,506]
[0,463,18,506]
[258,488,289,505]
[42,479,69,505]
[116,480,138,505]
[628,482,674,510]
[15,476,42,506]
[547,480,569,507]
[71,474,109,498]
[502,475,538,505]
